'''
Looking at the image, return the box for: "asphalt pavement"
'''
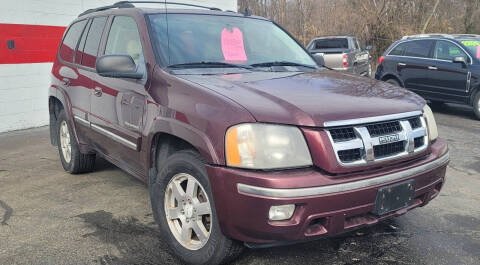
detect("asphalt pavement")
[0,103,479,265]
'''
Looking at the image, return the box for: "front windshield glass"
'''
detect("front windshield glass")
[148,14,317,69]
[460,39,480,59]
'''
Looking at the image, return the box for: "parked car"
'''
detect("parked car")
[306,36,372,77]
[375,34,480,119]
[49,2,449,265]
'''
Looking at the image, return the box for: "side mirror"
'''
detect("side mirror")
[365,45,372,51]
[311,53,325,67]
[96,55,143,79]
[452,56,467,66]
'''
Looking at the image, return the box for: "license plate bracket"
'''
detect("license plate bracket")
[372,179,415,216]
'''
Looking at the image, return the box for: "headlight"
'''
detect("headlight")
[225,123,312,169]
[423,105,438,141]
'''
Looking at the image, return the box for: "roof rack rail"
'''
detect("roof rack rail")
[78,2,134,17]
[401,33,452,40]
[116,1,221,11]
[78,1,222,17]
[451,34,480,38]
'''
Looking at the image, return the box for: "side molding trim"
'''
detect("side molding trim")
[74,115,137,150]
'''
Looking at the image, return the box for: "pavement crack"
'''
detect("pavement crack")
[0,199,13,225]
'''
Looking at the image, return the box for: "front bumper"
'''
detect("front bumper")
[206,139,449,245]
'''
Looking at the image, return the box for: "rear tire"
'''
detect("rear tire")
[151,150,243,265]
[56,110,95,174]
[385,78,401,87]
[473,92,480,120]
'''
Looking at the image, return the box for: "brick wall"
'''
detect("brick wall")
[0,0,237,133]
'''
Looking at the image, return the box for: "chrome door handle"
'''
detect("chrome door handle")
[428,66,438,70]
[397,63,406,66]
[93,87,102,97]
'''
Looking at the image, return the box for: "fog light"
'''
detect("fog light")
[269,204,295,221]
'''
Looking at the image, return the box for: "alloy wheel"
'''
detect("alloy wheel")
[164,173,212,250]
[59,121,72,163]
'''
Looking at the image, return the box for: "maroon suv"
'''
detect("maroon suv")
[48,2,449,265]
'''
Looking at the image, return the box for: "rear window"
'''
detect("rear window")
[404,40,434,58]
[79,17,107,68]
[389,42,408,56]
[59,20,87,63]
[313,38,349,49]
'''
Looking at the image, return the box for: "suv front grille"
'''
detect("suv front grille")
[408,117,421,129]
[326,113,428,167]
[330,128,356,142]
[366,121,402,137]
[373,141,405,158]
[338,149,362,162]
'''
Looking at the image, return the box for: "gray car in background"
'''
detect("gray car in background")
[307,36,372,77]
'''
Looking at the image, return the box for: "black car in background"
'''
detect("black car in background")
[375,34,480,119]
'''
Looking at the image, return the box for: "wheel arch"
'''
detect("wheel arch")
[48,95,64,146]
[146,120,221,184]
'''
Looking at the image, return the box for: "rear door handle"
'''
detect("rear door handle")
[428,66,438,70]
[93,87,102,97]
[397,63,406,66]
[62,78,70,86]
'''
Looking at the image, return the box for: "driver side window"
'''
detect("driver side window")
[105,16,144,69]
[434,40,468,62]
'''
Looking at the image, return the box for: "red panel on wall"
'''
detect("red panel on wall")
[0,23,66,64]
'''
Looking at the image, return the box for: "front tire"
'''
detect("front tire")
[56,110,95,173]
[385,78,401,87]
[151,150,243,265]
[473,91,480,120]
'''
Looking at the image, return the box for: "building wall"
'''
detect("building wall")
[0,0,237,133]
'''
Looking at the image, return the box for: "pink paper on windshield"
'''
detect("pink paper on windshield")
[477,46,480,59]
[221,27,247,62]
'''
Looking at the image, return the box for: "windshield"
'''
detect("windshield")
[148,14,317,70]
[460,39,480,59]
[313,38,348,49]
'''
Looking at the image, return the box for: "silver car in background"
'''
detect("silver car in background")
[307,36,372,77]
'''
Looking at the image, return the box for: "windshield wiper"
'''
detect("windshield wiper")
[168,61,253,70]
[249,61,318,69]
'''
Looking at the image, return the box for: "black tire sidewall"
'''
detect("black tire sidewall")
[151,151,225,265]
[386,78,400,87]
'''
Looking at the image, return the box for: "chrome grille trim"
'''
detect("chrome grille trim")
[326,113,428,167]
[323,111,423,127]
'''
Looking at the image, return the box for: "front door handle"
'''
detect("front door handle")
[428,66,438,70]
[397,62,406,66]
[93,87,102,97]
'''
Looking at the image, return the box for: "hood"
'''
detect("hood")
[179,70,425,127]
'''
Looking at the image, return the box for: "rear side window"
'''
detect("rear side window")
[404,40,434,58]
[105,16,143,65]
[389,42,407,56]
[60,20,87,63]
[314,38,348,49]
[79,17,107,68]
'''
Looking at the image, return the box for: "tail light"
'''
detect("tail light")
[342,54,348,68]
[378,56,385,65]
